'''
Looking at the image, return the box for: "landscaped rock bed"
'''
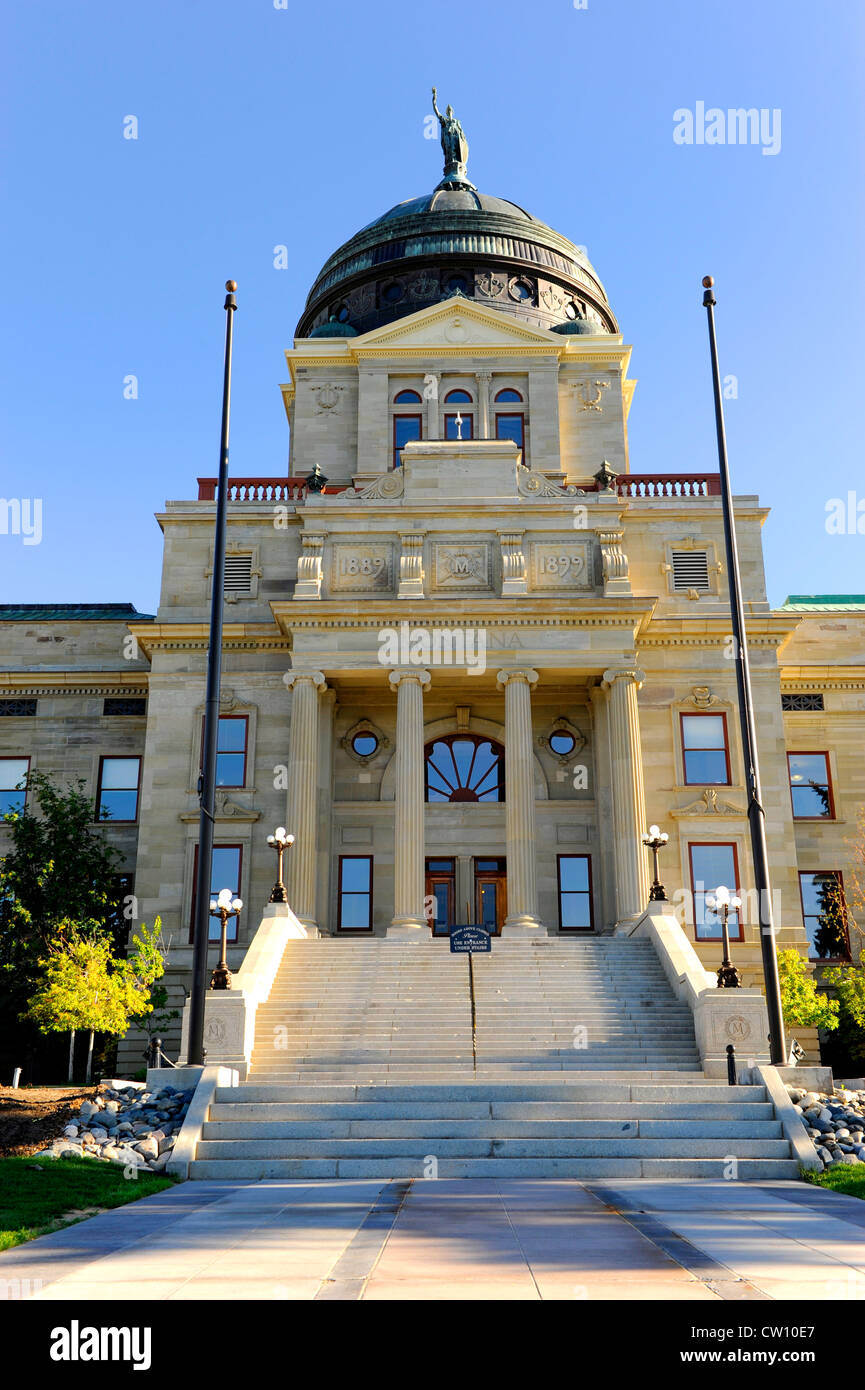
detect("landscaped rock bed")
[787,1085,865,1170]
[32,1080,193,1174]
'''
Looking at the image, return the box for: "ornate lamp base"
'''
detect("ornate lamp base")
[210,964,233,990]
[716,961,742,989]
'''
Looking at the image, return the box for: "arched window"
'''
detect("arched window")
[443,389,474,441]
[392,388,423,466]
[444,389,473,403]
[494,388,523,403]
[394,389,422,404]
[425,735,504,802]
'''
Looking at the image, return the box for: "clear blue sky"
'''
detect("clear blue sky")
[1,0,862,611]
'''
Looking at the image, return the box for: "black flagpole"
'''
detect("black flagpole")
[187,280,237,1067]
[701,275,786,1065]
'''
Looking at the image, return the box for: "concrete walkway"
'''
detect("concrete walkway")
[1,1179,864,1301]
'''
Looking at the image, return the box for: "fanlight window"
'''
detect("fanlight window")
[494,388,523,403]
[425,735,504,803]
[443,389,473,403]
[394,389,422,403]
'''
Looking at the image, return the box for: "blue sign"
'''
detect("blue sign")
[450,925,491,953]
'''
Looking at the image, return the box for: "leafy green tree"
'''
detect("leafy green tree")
[777,948,840,1030]
[23,919,167,1082]
[822,962,865,1071]
[0,772,126,1020]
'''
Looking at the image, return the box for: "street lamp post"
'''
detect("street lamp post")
[642,824,669,902]
[706,886,742,989]
[701,276,786,1063]
[266,826,295,904]
[209,888,243,991]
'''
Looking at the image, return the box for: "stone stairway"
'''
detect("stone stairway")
[188,937,798,1179]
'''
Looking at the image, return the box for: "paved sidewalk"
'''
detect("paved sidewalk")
[1,1179,863,1301]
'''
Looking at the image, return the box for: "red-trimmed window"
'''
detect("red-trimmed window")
[444,412,474,440]
[190,844,243,943]
[394,389,422,404]
[689,842,743,941]
[338,856,373,931]
[799,871,850,961]
[557,855,594,931]
[680,712,731,785]
[495,413,524,449]
[788,752,834,819]
[0,756,30,816]
[96,756,141,823]
[393,414,422,468]
[200,715,248,788]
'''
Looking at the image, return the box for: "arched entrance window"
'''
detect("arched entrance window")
[425,735,504,802]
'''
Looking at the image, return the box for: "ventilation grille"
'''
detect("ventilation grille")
[103,697,147,716]
[224,554,253,596]
[0,698,37,716]
[671,550,710,591]
[782,693,825,712]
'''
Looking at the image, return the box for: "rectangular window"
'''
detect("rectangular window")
[495,413,524,449]
[393,414,422,468]
[0,757,30,815]
[201,715,249,788]
[788,752,833,818]
[0,699,37,716]
[689,842,742,941]
[96,756,141,822]
[190,844,242,942]
[680,712,730,785]
[444,413,473,440]
[557,854,594,931]
[338,856,373,931]
[799,871,849,961]
[103,697,147,716]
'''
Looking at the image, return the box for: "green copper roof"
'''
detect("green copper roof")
[780,595,865,612]
[0,604,154,622]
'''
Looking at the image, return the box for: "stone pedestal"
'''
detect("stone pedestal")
[602,666,650,923]
[283,669,326,932]
[497,668,543,935]
[388,667,431,937]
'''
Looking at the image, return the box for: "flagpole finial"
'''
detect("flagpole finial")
[226,280,237,292]
[701,275,714,288]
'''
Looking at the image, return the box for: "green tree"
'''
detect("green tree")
[822,962,865,1071]
[23,919,167,1082]
[777,948,840,1030]
[0,772,126,1022]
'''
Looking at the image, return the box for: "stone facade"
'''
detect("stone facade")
[2,210,862,1079]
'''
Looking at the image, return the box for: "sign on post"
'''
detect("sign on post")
[450,925,491,954]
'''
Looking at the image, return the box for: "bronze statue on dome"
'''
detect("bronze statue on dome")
[432,87,470,184]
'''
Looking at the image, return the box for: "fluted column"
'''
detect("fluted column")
[387,667,431,937]
[601,666,650,922]
[497,668,543,935]
[283,668,326,932]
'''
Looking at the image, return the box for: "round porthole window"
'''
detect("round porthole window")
[351,732,379,757]
[564,301,579,320]
[509,278,534,302]
[334,303,350,323]
[383,282,404,303]
[549,731,576,756]
[445,274,470,295]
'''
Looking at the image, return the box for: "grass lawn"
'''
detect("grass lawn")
[0,1154,177,1251]
[803,1165,865,1199]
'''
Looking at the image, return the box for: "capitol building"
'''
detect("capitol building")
[1,102,862,1082]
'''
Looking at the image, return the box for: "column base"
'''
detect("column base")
[296,916,320,939]
[387,918,428,939]
[501,914,545,938]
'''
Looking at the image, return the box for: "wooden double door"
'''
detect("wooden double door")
[426,857,507,936]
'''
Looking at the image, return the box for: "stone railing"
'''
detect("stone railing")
[197,477,308,502]
[617,473,722,498]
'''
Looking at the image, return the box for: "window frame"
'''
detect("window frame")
[95,754,142,824]
[688,841,743,942]
[0,755,31,815]
[798,869,850,962]
[424,734,505,803]
[393,388,422,404]
[679,711,732,786]
[494,411,525,449]
[787,751,835,820]
[189,842,243,943]
[200,714,249,790]
[392,412,422,469]
[556,854,594,933]
[443,388,474,405]
[494,388,524,404]
[337,855,374,933]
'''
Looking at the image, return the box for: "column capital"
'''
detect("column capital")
[388,667,431,693]
[283,668,327,692]
[601,666,644,692]
[496,667,539,691]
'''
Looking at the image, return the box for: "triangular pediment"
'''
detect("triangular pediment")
[351,297,564,351]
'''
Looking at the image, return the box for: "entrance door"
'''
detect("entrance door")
[474,857,507,935]
[425,858,456,937]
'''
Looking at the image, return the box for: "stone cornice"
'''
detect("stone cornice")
[780,667,865,689]
[0,676,149,696]
[640,614,798,650]
[127,621,289,658]
[271,598,654,635]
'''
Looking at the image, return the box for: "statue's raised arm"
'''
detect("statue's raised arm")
[429,86,471,186]
[432,86,442,122]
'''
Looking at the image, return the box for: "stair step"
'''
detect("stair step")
[188,1157,800,1180]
